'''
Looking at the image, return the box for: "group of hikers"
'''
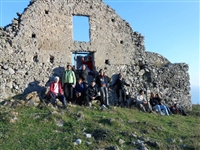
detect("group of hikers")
[47,60,187,116]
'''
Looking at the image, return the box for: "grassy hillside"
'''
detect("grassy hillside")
[0,102,200,150]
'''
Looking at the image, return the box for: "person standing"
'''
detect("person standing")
[136,89,152,113]
[109,73,132,107]
[62,65,76,103]
[81,56,93,71]
[77,64,96,88]
[48,76,66,108]
[150,92,169,116]
[95,69,110,107]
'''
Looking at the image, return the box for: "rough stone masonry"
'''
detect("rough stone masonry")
[0,0,192,110]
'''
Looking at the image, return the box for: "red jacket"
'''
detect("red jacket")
[82,59,93,71]
[49,81,63,94]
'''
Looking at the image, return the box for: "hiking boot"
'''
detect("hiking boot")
[63,105,67,109]
[101,104,108,109]
[89,102,92,108]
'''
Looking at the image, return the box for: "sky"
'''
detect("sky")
[0,0,199,104]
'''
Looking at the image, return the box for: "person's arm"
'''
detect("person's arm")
[85,87,92,99]
[150,98,156,106]
[49,83,54,93]
[58,82,63,94]
[61,71,65,87]
[95,76,101,88]
[142,96,148,103]
[157,93,162,99]
[108,78,117,89]
[124,79,131,87]
[74,84,79,93]
[82,57,87,64]
[94,87,99,98]
[136,95,142,104]
[156,94,162,104]
[72,71,76,86]
[49,83,56,94]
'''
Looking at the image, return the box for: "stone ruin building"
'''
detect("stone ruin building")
[0,0,192,110]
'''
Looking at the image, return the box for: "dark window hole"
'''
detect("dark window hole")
[120,40,124,44]
[32,33,36,38]
[50,55,54,64]
[33,55,38,62]
[105,59,110,65]
[111,18,115,22]
[45,10,49,14]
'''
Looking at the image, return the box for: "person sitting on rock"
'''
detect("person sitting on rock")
[74,78,86,106]
[109,73,132,107]
[95,69,110,108]
[136,89,152,113]
[48,76,66,108]
[150,92,169,116]
[170,102,187,116]
[85,80,99,107]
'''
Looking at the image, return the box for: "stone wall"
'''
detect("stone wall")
[0,0,192,110]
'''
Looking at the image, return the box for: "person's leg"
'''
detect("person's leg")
[147,102,153,112]
[68,84,74,102]
[140,104,146,112]
[58,94,66,107]
[120,89,126,107]
[118,89,123,106]
[49,92,57,105]
[99,87,105,105]
[104,87,109,106]
[166,106,173,115]
[78,94,85,106]
[116,89,120,106]
[64,83,69,100]
[160,105,169,116]
[85,95,91,107]
[179,107,187,116]
[153,105,162,115]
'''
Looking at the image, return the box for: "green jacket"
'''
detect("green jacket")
[62,70,76,86]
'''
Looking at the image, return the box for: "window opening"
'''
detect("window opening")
[73,16,90,42]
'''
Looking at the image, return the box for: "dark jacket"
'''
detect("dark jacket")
[85,85,98,99]
[95,75,110,88]
[150,97,162,107]
[74,83,85,94]
[77,69,95,83]
[109,78,130,90]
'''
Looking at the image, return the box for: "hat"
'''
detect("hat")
[54,76,59,81]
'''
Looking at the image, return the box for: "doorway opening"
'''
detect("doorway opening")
[72,52,94,71]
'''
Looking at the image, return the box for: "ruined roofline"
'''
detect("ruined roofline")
[145,51,170,62]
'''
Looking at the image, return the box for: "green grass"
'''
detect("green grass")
[0,104,200,150]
